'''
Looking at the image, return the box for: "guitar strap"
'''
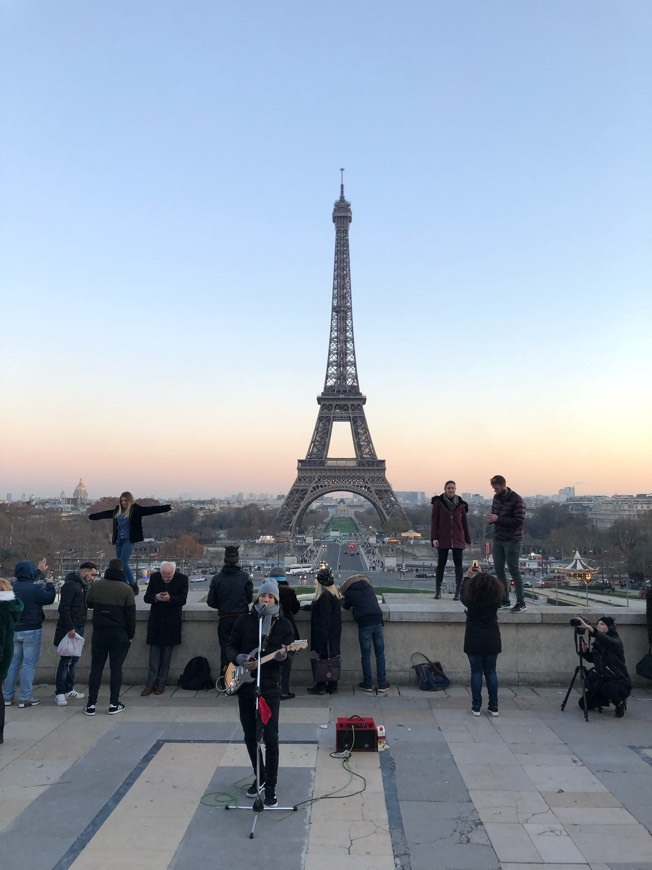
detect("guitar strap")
[260,617,278,655]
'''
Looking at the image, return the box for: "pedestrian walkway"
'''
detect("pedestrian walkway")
[1,682,651,869]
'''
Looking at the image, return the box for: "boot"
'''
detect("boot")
[434,582,441,600]
[453,580,461,601]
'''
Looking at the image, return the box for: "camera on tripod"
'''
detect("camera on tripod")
[569,617,586,635]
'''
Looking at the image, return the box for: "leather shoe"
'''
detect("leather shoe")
[280,692,295,700]
[141,685,155,697]
[154,684,165,695]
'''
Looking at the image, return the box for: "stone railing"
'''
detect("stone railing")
[32,596,651,689]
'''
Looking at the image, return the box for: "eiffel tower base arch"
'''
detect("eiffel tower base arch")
[274,460,406,535]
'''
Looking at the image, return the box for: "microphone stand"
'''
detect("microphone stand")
[225,605,298,839]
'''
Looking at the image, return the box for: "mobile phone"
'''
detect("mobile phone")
[471,560,480,569]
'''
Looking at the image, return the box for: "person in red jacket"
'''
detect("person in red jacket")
[430,481,472,601]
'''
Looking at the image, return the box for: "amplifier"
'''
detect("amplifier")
[336,716,378,752]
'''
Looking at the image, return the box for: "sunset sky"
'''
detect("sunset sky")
[2,2,651,503]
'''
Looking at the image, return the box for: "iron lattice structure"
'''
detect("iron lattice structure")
[275,180,407,535]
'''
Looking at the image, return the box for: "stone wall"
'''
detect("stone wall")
[32,600,651,689]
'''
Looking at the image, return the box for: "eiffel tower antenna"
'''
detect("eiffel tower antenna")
[275,178,407,534]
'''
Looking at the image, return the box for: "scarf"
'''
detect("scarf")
[442,494,459,512]
[254,601,280,637]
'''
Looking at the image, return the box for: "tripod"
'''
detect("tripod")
[561,628,601,722]
[225,607,298,839]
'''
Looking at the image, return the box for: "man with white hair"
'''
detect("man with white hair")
[141,561,189,696]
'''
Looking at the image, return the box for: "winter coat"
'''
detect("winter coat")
[308,590,342,657]
[582,629,631,689]
[88,502,171,544]
[278,581,300,640]
[144,571,189,647]
[490,488,525,542]
[13,561,56,631]
[0,592,24,681]
[87,576,136,641]
[341,577,383,627]
[225,609,294,695]
[460,578,502,656]
[207,565,253,615]
[53,572,90,646]
[430,495,472,549]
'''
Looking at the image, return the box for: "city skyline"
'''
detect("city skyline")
[2,3,651,502]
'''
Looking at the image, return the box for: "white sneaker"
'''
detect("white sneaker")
[66,690,85,700]
[55,694,68,706]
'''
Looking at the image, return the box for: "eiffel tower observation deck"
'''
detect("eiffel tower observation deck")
[275,175,408,535]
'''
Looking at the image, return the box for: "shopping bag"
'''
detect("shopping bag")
[57,633,85,657]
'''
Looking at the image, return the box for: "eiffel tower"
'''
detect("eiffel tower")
[275,175,408,535]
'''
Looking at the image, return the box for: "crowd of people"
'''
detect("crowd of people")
[0,479,642,803]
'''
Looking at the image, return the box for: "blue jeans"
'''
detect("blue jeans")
[115,540,136,587]
[358,622,386,686]
[493,540,524,604]
[55,626,85,694]
[468,653,498,709]
[3,629,42,702]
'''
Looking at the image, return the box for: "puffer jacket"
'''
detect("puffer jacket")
[54,572,90,646]
[430,495,472,549]
[490,488,525,542]
[87,575,136,641]
[0,591,24,681]
[341,576,383,627]
[13,561,56,631]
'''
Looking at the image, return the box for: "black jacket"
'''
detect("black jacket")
[341,577,383,627]
[278,581,300,640]
[308,590,342,657]
[582,629,631,688]
[88,502,171,544]
[225,609,294,694]
[0,592,24,682]
[87,576,136,641]
[13,561,56,631]
[54,572,90,646]
[490,488,525,542]
[460,578,502,656]
[207,565,253,615]
[144,571,188,647]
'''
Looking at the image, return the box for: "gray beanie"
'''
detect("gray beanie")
[269,567,286,578]
[257,578,279,601]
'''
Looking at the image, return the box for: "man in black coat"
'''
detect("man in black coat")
[487,475,527,613]
[226,578,294,808]
[84,559,136,716]
[268,567,300,700]
[207,545,253,674]
[53,561,98,706]
[142,560,188,696]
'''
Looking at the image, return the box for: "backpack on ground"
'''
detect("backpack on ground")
[177,656,214,691]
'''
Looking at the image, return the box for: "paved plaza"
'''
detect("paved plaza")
[1,680,652,869]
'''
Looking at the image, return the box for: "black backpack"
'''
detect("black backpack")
[177,656,214,691]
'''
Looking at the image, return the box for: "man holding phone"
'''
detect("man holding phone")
[142,561,189,696]
[487,475,526,613]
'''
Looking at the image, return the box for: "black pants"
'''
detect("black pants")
[0,680,5,740]
[238,688,281,789]
[436,548,464,590]
[579,671,631,710]
[218,617,238,674]
[88,631,130,706]
[147,645,173,686]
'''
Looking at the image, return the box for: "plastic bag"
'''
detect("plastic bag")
[57,633,85,657]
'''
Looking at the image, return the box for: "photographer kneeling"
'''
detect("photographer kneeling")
[575,616,631,718]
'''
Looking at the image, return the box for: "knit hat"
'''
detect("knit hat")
[316,567,334,586]
[224,545,239,559]
[490,475,506,485]
[257,578,279,601]
[105,558,125,582]
[598,615,616,631]
[269,566,286,578]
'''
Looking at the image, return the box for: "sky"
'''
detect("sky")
[1,1,651,503]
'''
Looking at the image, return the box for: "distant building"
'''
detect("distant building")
[567,494,652,529]
[396,491,427,506]
[72,478,88,506]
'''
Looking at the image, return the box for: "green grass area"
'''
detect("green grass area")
[324,516,359,534]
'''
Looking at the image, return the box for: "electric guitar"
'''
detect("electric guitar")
[224,640,308,695]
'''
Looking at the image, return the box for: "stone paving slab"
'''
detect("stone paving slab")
[0,683,651,869]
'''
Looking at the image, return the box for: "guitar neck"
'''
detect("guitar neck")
[254,640,307,669]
